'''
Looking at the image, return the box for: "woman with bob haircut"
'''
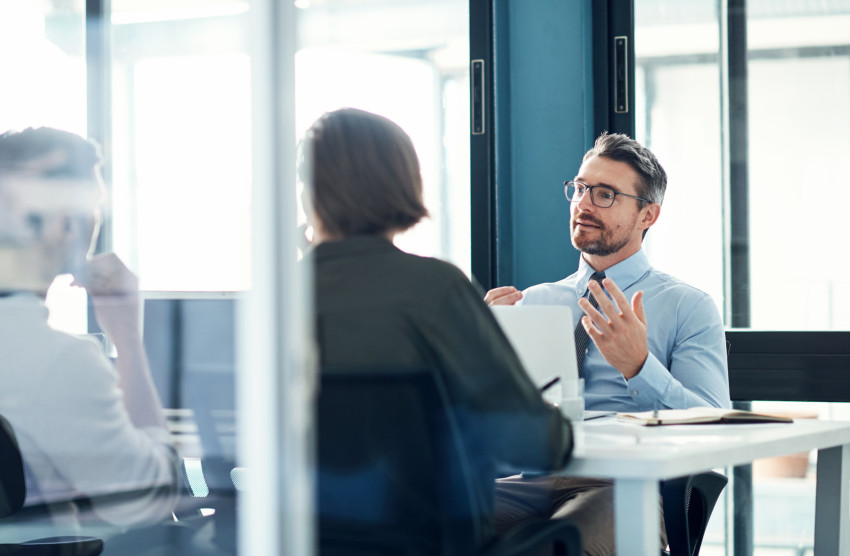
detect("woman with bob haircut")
[302,107,573,549]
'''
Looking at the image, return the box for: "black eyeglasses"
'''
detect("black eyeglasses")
[564,180,652,208]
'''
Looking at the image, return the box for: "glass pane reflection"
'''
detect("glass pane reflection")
[295,0,471,274]
[634,0,724,316]
[0,128,185,553]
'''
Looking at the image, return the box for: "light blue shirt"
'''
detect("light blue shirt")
[521,249,731,412]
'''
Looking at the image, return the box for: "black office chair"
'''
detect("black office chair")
[661,470,728,556]
[0,414,104,556]
[317,366,582,556]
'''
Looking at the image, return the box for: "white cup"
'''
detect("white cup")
[559,396,585,422]
[558,378,585,422]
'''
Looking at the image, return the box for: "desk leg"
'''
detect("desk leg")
[814,443,849,556]
[614,478,659,556]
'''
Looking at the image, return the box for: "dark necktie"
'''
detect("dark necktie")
[574,271,606,377]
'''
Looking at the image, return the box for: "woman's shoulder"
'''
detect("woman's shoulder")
[391,250,472,287]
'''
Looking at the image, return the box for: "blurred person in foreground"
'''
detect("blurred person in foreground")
[0,128,179,537]
[302,108,573,551]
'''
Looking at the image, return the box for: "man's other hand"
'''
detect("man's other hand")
[578,277,648,379]
[485,286,523,306]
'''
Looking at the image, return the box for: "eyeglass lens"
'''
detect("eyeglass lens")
[565,183,617,208]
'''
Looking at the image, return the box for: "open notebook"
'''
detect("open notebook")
[618,407,794,426]
[490,305,579,397]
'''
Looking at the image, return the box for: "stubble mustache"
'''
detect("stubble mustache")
[571,214,604,231]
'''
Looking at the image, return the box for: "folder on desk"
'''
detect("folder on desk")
[618,407,794,426]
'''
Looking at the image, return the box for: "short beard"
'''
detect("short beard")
[571,226,631,257]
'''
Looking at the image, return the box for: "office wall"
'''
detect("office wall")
[493,0,594,289]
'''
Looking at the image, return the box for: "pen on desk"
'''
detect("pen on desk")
[540,376,561,393]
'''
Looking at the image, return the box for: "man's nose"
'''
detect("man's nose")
[575,189,596,211]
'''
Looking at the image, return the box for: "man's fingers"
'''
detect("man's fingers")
[578,296,607,330]
[601,278,630,309]
[588,280,621,319]
[484,286,523,306]
[632,290,647,325]
[583,315,603,340]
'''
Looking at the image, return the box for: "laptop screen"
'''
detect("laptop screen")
[490,305,579,397]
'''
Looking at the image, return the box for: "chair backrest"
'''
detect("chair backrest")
[182,369,237,495]
[726,330,850,402]
[661,471,728,556]
[317,367,484,556]
[0,414,26,518]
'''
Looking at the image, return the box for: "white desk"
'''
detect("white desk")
[560,418,850,556]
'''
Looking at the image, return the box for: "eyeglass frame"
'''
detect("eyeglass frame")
[563,180,653,208]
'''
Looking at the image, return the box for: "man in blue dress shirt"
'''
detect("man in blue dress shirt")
[486,132,730,555]
[486,132,730,413]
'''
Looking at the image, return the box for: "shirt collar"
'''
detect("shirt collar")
[575,249,651,296]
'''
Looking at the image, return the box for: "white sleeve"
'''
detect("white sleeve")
[25,337,180,526]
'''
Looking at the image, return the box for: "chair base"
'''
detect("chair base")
[0,536,103,556]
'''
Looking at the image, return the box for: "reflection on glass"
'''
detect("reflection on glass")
[634,0,723,315]
[3,1,472,553]
[633,3,725,554]
[295,0,470,274]
[636,1,850,554]
[0,128,179,548]
[0,2,88,333]
[744,2,850,547]
[0,2,86,135]
[108,0,471,291]
[110,7,253,292]
[747,4,850,330]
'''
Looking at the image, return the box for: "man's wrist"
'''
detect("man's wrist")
[620,353,648,379]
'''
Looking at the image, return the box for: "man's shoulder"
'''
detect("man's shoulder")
[645,268,714,300]
[521,272,580,304]
[642,268,722,323]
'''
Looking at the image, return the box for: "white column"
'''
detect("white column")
[614,477,660,556]
[240,2,312,555]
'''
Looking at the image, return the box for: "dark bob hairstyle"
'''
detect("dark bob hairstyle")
[303,108,428,239]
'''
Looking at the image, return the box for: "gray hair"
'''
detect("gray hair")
[583,132,666,207]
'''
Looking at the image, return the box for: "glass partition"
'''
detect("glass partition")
[746,5,850,331]
[0,1,302,554]
[295,0,471,273]
[634,0,724,315]
[635,1,850,554]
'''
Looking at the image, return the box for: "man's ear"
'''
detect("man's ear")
[639,203,661,231]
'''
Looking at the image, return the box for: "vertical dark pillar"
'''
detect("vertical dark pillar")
[728,0,753,554]
[728,0,750,329]
[592,0,635,138]
[469,0,496,290]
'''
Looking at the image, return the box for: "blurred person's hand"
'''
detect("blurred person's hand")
[484,286,523,306]
[72,253,141,347]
